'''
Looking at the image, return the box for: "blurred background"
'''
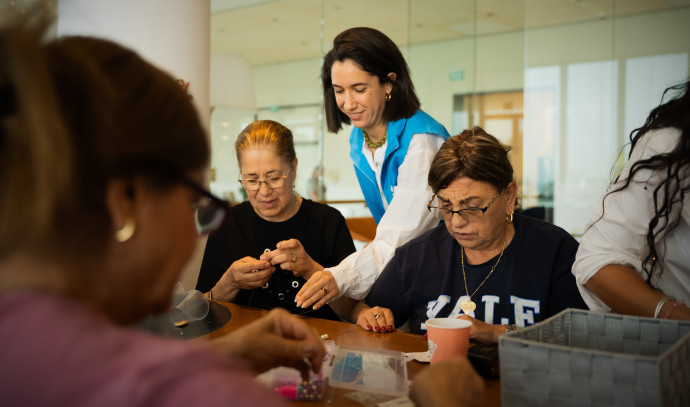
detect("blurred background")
[207,0,690,239]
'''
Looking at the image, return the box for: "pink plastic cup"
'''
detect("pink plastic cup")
[425,318,472,364]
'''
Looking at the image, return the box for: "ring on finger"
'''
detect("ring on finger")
[291,253,296,262]
[373,313,379,319]
[322,287,327,295]
[252,269,259,273]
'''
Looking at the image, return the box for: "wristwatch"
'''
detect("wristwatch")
[505,324,519,333]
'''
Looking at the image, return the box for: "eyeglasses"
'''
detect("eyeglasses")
[238,165,291,191]
[176,177,230,235]
[427,189,502,221]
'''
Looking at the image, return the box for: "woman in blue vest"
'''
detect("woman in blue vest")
[296,27,450,314]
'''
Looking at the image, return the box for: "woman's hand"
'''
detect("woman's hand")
[210,308,325,380]
[261,239,322,280]
[354,305,395,333]
[295,270,339,310]
[409,355,485,407]
[213,256,275,301]
[457,315,506,344]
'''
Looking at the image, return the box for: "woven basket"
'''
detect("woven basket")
[498,309,690,406]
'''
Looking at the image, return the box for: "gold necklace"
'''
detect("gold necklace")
[363,129,386,149]
[459,231,509,314]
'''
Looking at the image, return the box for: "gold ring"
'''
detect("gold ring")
[322,287,327,295]
[291,253,296,262]
[373,313,379,319]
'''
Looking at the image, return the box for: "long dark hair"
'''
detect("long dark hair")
[321,27,419,133]
[604,80,690,284]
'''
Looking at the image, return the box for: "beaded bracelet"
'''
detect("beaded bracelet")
[663,300,684,319]
[653,296,673,319]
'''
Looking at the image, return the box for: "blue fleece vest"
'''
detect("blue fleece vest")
[349,110,450,223]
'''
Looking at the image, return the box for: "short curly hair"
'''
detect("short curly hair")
[428,126,514,194]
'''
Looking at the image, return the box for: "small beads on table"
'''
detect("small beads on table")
[297,374,323,400]
[273,374,323,400]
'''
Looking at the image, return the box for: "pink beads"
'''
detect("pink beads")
[273,373,323,400]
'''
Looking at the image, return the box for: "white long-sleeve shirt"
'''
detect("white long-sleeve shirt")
[328,133,445,300]
[572,127,690,311]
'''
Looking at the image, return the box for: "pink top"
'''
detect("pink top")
[0,292,285,407]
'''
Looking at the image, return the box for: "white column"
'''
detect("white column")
[57,0,211,290]
[57,0,211,129]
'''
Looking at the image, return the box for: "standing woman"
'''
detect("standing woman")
[573,80,690,320]
[297,27,450,310]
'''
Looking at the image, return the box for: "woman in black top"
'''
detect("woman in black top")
[197,120,355,320]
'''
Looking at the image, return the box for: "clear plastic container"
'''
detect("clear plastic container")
[259,340,334,401]
[328,345,408,397]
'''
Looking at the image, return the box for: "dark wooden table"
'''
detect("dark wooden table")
[201,302,501,406]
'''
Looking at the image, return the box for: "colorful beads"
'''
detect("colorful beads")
[273,373,323,400]
[275,382,297,399]
[297,375,323,400]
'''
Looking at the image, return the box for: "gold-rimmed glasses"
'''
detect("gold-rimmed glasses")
[427,189,502,221]
[238,165,291,191]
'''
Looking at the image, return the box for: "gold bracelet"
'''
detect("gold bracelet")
[207,289,214,301]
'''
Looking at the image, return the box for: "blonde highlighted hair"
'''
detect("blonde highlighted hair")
[235,120,296,167]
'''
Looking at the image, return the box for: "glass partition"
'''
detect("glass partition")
[523,1,690,235]
[210,0,690,234]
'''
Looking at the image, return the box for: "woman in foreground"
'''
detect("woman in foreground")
[0,19,321,406]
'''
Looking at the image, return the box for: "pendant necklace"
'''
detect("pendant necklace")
[460,230,509,314]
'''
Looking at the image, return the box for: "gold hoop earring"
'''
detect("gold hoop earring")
[506,212,514,223]
[385,93,391,102]
[115,218,135,243]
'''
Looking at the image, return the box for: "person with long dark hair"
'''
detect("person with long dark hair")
[296,27,450,311]
[572,80,690,320]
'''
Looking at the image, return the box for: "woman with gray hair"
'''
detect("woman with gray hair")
[352,127,586,342]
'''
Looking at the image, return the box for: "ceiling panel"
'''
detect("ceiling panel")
[211,0,686,66]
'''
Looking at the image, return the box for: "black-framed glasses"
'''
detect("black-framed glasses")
[427,189,502,221]
[177,177,231,235]
[238,165,291,191]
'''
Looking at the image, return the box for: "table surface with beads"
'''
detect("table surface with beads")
[197,301,501,406]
